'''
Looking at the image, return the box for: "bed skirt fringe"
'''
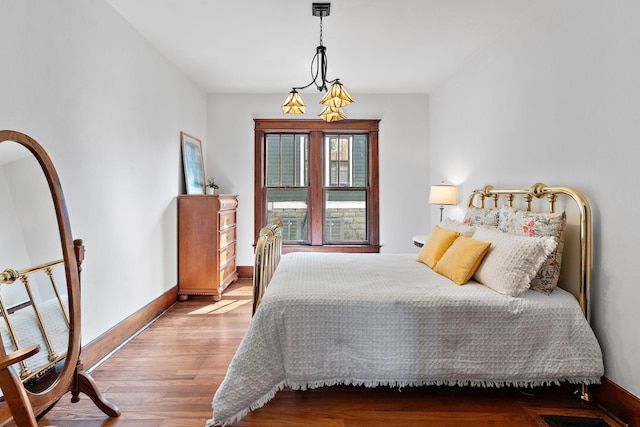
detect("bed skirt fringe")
[207,376,602,426]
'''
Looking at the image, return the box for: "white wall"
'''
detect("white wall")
[0,0,207,343]
[429,0,640,398]
[0,163,34,306]
[0,154,64,304]
[206,93,430,266]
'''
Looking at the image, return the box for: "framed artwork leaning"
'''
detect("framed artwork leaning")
[181,132,206,194]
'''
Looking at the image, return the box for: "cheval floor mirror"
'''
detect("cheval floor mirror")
[0,130,119,425]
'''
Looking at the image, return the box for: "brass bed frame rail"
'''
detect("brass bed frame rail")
[252,220,283,315]
[0,259,68,382]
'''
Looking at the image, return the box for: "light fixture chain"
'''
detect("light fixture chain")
[319,16,323,46]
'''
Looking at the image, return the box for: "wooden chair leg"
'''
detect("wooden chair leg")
[0,345,40,427]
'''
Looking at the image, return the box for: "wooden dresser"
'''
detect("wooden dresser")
[178,194,238,301]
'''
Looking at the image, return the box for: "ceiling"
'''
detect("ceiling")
[104,0,535,95]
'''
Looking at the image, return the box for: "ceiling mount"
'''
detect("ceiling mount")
[312,3,330,18]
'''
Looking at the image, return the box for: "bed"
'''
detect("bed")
[208,183,604,426]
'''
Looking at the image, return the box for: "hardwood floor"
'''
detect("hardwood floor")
[36,279,621,427]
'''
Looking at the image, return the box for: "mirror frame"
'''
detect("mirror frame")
[0,130,118,422]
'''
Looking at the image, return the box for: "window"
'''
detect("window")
[255,119,380,253]
[324,134,368,243]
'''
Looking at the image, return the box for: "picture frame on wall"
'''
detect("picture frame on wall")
[181,132,206,195]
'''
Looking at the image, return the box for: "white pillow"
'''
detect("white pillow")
[472,227,557,297]
[440,218,477,237]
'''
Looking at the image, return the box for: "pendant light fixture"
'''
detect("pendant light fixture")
[281,3,354,122]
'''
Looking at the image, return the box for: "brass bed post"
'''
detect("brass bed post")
[543,185,593,402]
[45,265,70,328]
[252,230,268,315]
[0,290,31,378]
[252,220,283,315]
[535,185,593,322]
[12,274,58,362]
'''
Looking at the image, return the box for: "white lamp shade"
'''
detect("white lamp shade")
[429,184,457,205]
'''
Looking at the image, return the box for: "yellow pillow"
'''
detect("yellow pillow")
[434,235,491,285]
[416,225,460,268]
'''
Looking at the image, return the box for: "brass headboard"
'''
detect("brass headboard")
[467,183,593,322]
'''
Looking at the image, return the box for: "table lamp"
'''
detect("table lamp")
[429,183,457,222]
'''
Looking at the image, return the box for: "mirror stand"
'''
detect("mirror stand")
[0,131,120,424]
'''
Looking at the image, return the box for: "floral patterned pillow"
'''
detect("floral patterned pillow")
[497,206,566,294]
[462,206,499,227]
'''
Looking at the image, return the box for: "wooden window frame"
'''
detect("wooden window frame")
[255,119,380,253]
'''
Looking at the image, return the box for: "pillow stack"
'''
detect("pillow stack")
[417,205,566,297]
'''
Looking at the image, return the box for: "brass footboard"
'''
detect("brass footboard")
[0,259,68,382]
[252,220,283,315]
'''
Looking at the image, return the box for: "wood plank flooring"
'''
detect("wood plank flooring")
[37,279,621,427]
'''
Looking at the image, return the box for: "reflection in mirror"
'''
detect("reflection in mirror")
[0,141,69,394]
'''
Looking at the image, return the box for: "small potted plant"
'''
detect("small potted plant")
[206,177,219,195]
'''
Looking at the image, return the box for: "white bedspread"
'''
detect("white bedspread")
[209,253,603,426]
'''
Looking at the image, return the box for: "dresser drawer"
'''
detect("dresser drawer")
[219,196,238,211]
[219,258,237,283]
[219,210,236,229]
[219,243,236,265]
[219,226,236,248]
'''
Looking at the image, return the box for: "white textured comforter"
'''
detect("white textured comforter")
[209,253,603,426]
